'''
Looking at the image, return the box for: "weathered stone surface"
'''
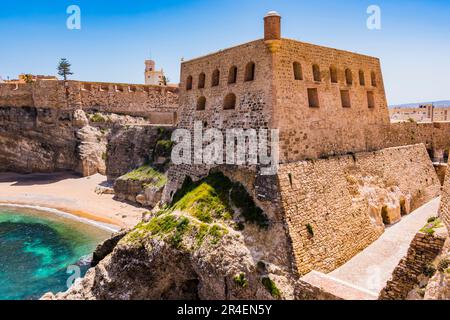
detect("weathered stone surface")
[44,215,298,300]
[379,230,447,300]
[91,229,129,267]
[277,144,440,275]
[106,126,174,180]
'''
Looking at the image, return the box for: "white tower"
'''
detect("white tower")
[145,60,165,85]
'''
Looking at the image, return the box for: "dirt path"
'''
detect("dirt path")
[0,172,146,229]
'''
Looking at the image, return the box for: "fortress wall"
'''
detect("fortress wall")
[179,40,274,130]
[0,81,179,124]
[163,40,276,200]
[274,39,390,162]
[0,83,34,107]
[439,159,450,230]
[277,144,441,275]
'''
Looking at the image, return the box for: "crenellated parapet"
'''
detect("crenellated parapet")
[0,80,179,124]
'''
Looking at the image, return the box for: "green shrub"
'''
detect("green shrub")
[306,224,314,237]
[261,277,281,299]
[421,218,443,236]
[90,112,107,123]
[233,273,248,288]
[423,264,437,277]
[438,259,450,272]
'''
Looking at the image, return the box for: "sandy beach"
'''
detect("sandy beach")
[0,172,146,229]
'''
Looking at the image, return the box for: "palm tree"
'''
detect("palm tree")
[57,58,73,81]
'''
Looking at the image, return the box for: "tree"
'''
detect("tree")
[57,58,73,81]
[162,75,170,86]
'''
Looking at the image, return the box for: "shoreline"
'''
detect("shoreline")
[0,172,147,229]
[0,203,120,233]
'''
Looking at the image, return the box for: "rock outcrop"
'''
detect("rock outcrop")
[0,106,149,176]
[44,172,300,300]
[106,126,174,180]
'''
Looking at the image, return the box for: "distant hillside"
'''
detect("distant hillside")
[389,100,450,109]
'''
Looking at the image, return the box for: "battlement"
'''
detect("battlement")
[0,80,179,124]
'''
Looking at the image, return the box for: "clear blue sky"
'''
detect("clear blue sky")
[0,0,449,105]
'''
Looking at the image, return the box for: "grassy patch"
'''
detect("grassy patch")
[233,273,248,288]
[125,212,228,249]
[171,173,234,222]
[90,112,107,123]
[172,172,268,228]
[421,218,443,235]
[261,277,281,299]
[120,165,167,188]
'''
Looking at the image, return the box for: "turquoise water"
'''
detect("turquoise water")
[0,205,112,300]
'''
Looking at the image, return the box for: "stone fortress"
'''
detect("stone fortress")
[165,11,450,278]
[390,104,450,123]
[1,12,450,300]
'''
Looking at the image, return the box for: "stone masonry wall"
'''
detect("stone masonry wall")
[0,80,178,124]
[379,231,446,300]
[273,39,389,162]
[277,144,441,275]
[439,159,450,230]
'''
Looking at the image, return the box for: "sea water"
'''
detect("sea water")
[0,205,112,300]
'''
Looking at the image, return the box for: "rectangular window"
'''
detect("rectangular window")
[340,90,351,108]
[308,88,319,108]
[367,91,375,108]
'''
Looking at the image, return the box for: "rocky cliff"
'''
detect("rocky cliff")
[43,171,305,300]
[0,106,147,176]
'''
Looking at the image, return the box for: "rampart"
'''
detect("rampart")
[0,80,179,125]
[276,144,441,275]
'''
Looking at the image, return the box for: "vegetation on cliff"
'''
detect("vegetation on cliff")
[171,172,268,228]
[119,165,167,188]
[124,172,268,250]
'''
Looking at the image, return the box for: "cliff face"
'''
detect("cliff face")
[44,172,301,300]
[0,107,84,173]
[0,107,148,176]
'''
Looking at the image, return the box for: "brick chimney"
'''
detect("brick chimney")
[264,11,281,41]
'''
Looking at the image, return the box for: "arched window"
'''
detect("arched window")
[359,70,365,86]
[223,93,236,110]
[197,96,206,111]
[186,76,193,91]
[345,69,353,85]
[371,72,377,87]
[211,69,220,87]
[312,64,321,82]
[293,62,303,80]
[228,66,238,84]
[330,66,338,83]
[198,73,206,89]
[245,62,256,82]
